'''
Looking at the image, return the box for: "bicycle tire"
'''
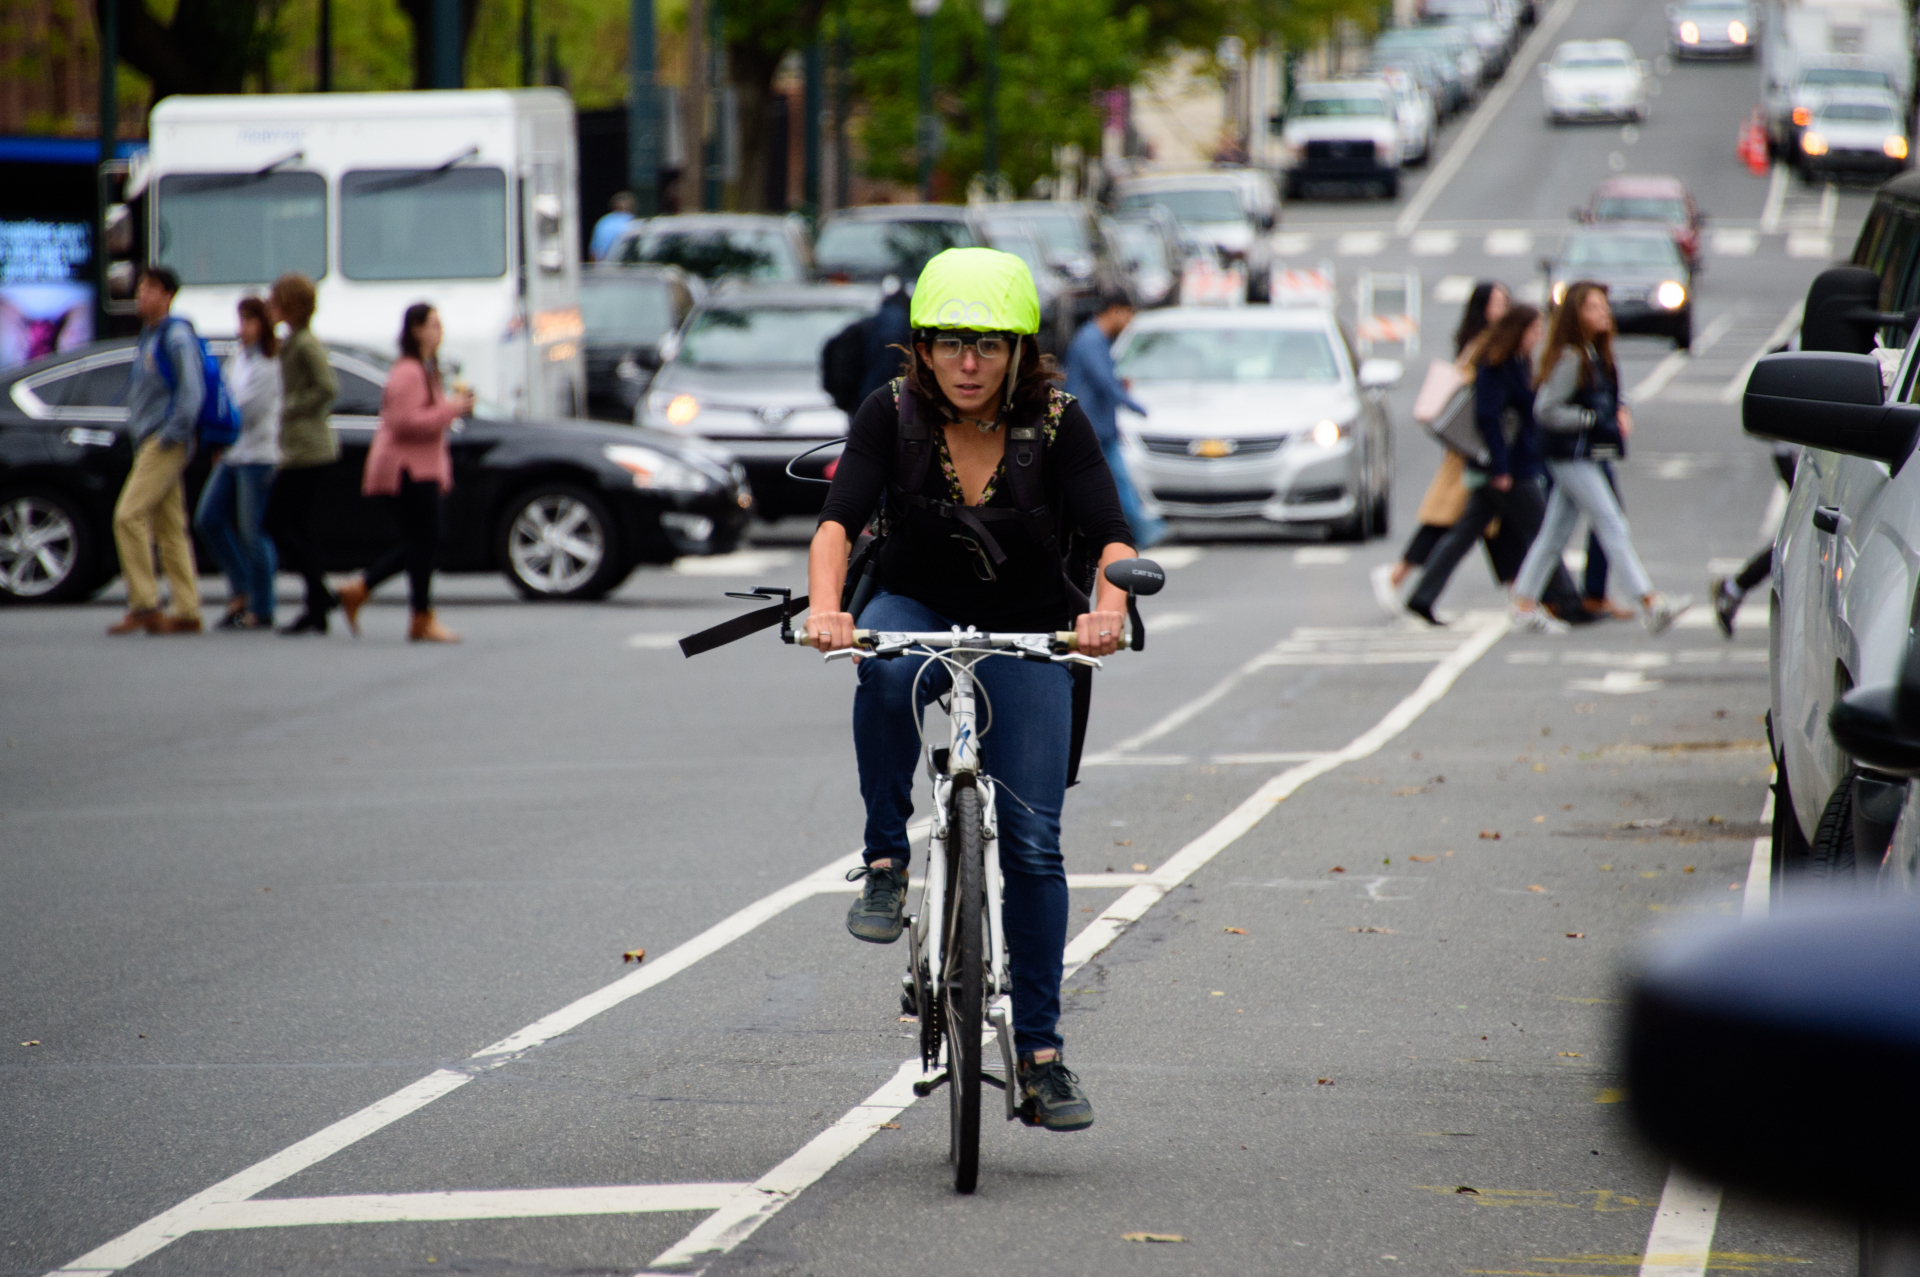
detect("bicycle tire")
[944,777,986,1194]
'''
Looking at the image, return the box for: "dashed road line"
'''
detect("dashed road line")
[197,1185,751,1230]
[1718,303,1804,404]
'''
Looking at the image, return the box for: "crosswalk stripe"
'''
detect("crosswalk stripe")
[1411,229,1458,255]
[1483,228,1534,256]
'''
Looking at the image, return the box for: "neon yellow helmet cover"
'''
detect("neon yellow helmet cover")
[909,247,1041,335]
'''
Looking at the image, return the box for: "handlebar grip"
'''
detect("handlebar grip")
[796,629,874,650]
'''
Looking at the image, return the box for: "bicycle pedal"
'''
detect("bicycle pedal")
[912,1071,950,1098]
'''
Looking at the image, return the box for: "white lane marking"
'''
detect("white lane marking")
[811,873,1154,892]
[1673,599,1766,630]
[1640,1168,1724,1276]
[1150,546,1206,570]
[1338,232,1387,256]
[1719,303,1805,404]
[1629,351,1690,402]
[1433,274,1476,303]
[1483,228,1534,257]
[1566,670,1663,695]
[1759,481,1788,540]
[1759,164,1788,233]
[1393,0,1580,235]
[1744,777,1775,921]
[1411,229,1459,255]
[1148,610,1203,633]
[1272,232,1315,256]
[198,1185,752,1230]
[1711,228,1758,257]
[1079,753,1191,766]
[646,615,1511,1275]
[1691,308,1741,355]
[1212,751,1332,764]
[1818,182,1839,232]
[1785,231,1833,259]
[627,633,682,650]
[1295,547,1351,565]
[672,550,796,577]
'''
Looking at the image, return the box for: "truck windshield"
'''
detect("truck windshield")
[341,167,508,280]
[155,172,327,285]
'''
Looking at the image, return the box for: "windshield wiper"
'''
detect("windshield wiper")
[174,150,307,194]
[352,146,483,196]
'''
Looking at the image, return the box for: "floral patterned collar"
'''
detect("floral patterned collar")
[925,386,1072,506]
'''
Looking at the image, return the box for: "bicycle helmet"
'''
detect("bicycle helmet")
[909,248,1041,412]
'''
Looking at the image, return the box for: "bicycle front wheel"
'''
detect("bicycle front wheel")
[944,776,986,1194]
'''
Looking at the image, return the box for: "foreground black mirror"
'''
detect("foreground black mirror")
[1628,901,1920,1250]
[1743,352,1920,471]
[1103,558,1165,596]
[1831,686,1920,777]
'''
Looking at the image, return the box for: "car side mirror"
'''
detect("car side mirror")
[1358,357,1403,389]
[1829,685,1920,776]
[1625,900,1920,1244]
[1742,352,1920,471]
[657,332,682,363]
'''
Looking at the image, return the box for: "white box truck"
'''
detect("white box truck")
[1763,0,1914,158]
[144,89,585,419]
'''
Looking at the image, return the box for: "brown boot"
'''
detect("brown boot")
[159,614,204,634]
[107,608,164,636]
[407,610,459,643]
[335,576,369,637]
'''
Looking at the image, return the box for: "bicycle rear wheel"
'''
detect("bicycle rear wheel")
[944,777,986,1193]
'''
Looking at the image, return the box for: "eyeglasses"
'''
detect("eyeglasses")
[950,533,998,582]
[928,334,1012,362]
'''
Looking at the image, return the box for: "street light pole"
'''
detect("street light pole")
[981,0,1005,190]
[432,0,462,87]
[628,0,660,214]
[96,0,117,335]
[911,0,940,201]
[703,0,723,210]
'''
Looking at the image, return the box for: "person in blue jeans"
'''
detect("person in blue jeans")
[194,297,283,629]
[806,249,1136,1132]
[1065,293,1165,548]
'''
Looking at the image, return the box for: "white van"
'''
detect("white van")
[145,89,585,419]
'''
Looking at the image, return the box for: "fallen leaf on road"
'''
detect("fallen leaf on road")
[1708,814,1726,825]
[1410,854,1436,862]
[1598,864,1613,871]
[1349,926,1397,933]
[1526,885,1546,893]
[1533,815,1546,823]
[1391,786,1427,797]
[1317,1078,1335,1085]
[1329,865,1346,873]
[1566,932,1585,939]
[1114,839,1134,846]
[1121,1233,1186,1244]
[1224,926,1247,934]
[1533,763,1547,773]
[1480,830,1501,840]
[1455,1186,1479,1194]
[1683,865,1695,873]
[879,1122,901,1129]
[20,1040,39,1047]
[622,949,647,964]
[1729,883,1741,890]
[1131,862,1149,872]
[1558,1051,1583,1057]
[899,1015,918,1022]
[1211,990,1225,996]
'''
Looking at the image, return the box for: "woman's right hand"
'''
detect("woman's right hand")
[806,609,856,650]
[450,391,476,418]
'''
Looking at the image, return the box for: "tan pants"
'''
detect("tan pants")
[113,436,200,619]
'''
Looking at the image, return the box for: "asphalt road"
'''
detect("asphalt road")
[0,0,1877,1272]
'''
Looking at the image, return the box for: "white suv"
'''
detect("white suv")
[1280,80,1407,199]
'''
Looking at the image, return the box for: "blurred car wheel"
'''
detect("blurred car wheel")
[0,487,99,604]
[1807,771,1860,884]
[497,483,633,601]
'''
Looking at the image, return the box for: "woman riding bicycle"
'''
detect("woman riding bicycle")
[806,248,1138,1132]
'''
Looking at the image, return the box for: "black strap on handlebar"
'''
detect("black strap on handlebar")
[678,593,810,657]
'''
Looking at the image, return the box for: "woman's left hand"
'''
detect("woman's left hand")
[1618,405,1634,438]
[1076,608,1126,657]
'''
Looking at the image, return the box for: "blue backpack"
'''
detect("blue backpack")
[153,316,242,448]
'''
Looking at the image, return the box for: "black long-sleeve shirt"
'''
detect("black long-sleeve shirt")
[818,383,1134,631]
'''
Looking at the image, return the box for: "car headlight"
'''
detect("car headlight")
[603,443,712,492]
[1792,106,1811,126]
[1886,135,1909,159]
[1309,418,1347,448]
[1727,19,1747,41]
[1802,131,1828,156]
[1678,20,1700,42]
[647,392,700,429]
[1551,279,1568,305]
[1654,280,1687,310]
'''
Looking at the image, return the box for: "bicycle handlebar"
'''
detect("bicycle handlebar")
[790,628,1122,660]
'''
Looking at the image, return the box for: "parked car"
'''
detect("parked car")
[580,264,703,421]
[1578,174,1705,272]
[978,219,1080,354]
[813,205,982,283]
[978,201,1133,333]
[1114,173,1274,302]
[1279,79,1408,200]
[0,339,752,604]
[1666,0,1758,58]
[1109,306,1400,540]
[1544,225,1693,348]
[1106,207,1190,308]
[1421,0,1515,79]
[636,282,881,520]
[609,213,811,284]
[1776,65,1899,161]
[1800,89,1912,184]
[1541,39,1650,124]
[1372,32,1469,116]
[1367,67,1437,165]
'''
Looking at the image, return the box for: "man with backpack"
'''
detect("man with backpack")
[109,266,208,635]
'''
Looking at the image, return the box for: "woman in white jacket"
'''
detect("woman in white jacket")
[194,296,284,628]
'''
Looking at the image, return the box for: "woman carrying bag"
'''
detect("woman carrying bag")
[1403,304,1548,625]
[1509,282,1690,636]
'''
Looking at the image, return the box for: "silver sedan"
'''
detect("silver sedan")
[1110,307,1401,540]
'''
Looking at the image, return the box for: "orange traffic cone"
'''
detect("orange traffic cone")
[1738,110,1769,175]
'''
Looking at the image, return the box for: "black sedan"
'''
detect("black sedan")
[1543,226,1695,349]
[581,263,703,422]
[0,339,753,605]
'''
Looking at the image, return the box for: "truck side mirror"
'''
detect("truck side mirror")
[1742,352,1920,471]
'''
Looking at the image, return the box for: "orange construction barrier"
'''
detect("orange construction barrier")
[1738,109,1769,175]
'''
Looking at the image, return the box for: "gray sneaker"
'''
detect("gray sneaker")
[1017,1054,1094,1131]
[1642,592,1694,637]
[845,863,908,944]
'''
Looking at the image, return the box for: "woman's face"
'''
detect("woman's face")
[1519,316,1545,356]
[1577,289,1613,338]
[1484,285,1511,325]
[414,309,443,359]
[918,333,1011,418]
[238,310,263,348]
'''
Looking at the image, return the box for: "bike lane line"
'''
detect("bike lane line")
[642,615,1511,1275]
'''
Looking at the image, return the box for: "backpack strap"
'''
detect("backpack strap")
[894,379,936,496]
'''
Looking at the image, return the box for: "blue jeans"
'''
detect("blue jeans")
[1514,458,1652,602]
[1102,440,1165,550]
[194,461,277,622]
[853,591,1073,1056]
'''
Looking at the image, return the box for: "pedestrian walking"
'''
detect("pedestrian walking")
[333,304,473,643]
[265,273,341,635]
[1510,282,1691,635]
[1709,445,1798,636]
[107,266,204,635]
[1065,293,1165,549]
[858,275,913,405]
[193,297,282,629]
[1405,304,1549,624]
[588,191,638,262]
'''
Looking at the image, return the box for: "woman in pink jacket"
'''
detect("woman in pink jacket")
[336,303,473,643]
